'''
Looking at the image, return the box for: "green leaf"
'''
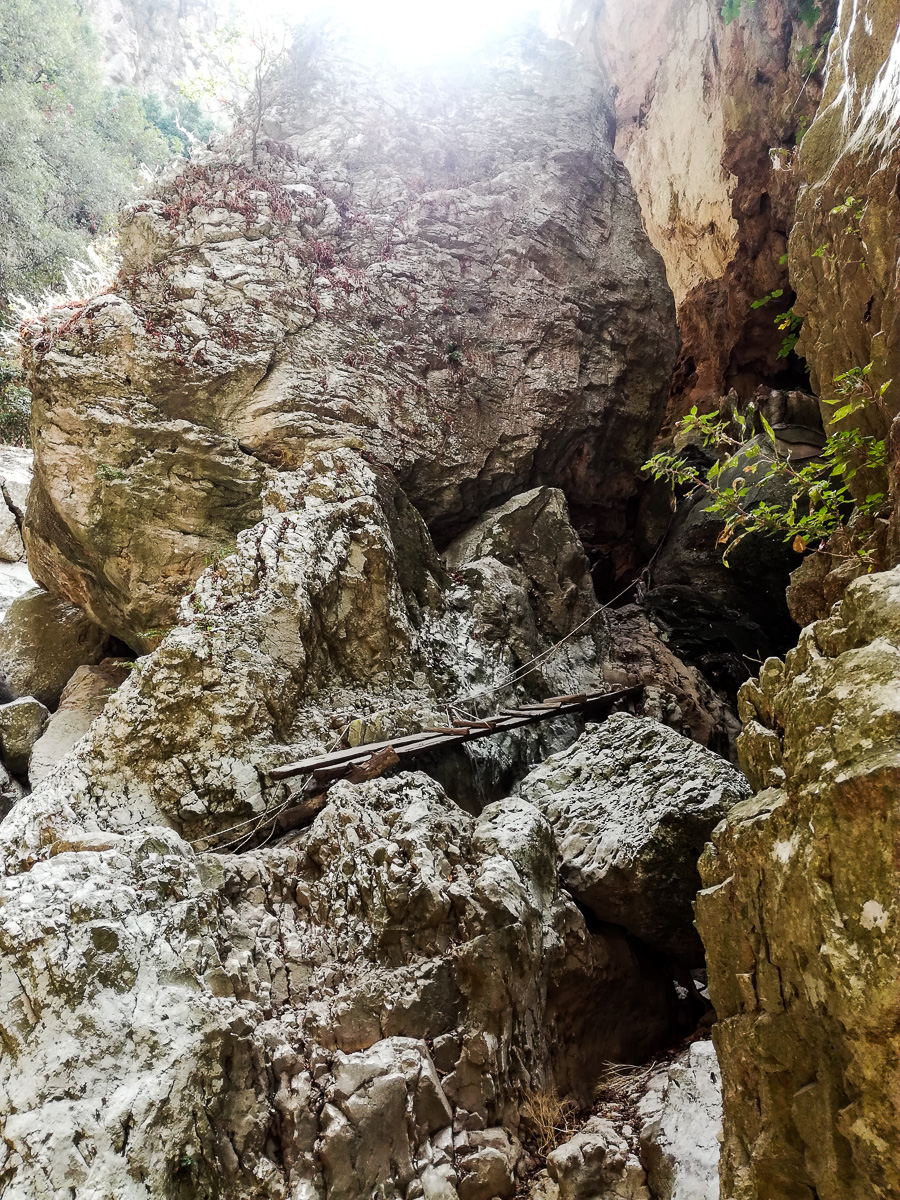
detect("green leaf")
[831,403,856,421]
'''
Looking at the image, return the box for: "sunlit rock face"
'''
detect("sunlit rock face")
[562,0,835,421]
[20,30,677,649]
[696,567,900,1200]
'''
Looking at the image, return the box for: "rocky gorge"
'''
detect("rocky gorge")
[0,1,898,1198]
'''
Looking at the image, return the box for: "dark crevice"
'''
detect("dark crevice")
[0,481,25,539]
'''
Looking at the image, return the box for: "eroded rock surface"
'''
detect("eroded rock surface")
[0,451,613,863]
[791,0,900,432]
[20,31,677,648]
[89,0,218,101]
[0,697,49,778]
[0,773,678,1199]
[517,713,749,963]
[0,448,30,564]
[29,660,130,787]
[637,1040,722,1200]
[546,1117,648,1200]
[604,603,740,758]
[696,566,900,1200]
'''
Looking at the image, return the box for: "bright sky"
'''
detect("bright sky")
[246,0,562,62]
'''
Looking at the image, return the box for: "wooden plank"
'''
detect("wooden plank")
[270,728,442,778]
[269,686,642,781]
[275,793,330,834]
[346,746,400,783]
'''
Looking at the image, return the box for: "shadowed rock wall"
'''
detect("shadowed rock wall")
[563,0,836,422]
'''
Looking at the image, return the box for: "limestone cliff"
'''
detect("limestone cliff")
[697,566,900,1200]
[789,0,900,562]
[790,0,900,420]
[563,0,836,421]
[20,31,677,651]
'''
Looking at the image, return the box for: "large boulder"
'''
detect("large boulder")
[696,566,900,1200]
[0,696,49,777]
[518,713,750,963]
[545,1117,648,1200]
[603,602,740,759]
[0,588,114,709]
[0,774,679,1198]
[19,31,677,651]
[443,489,602,646]
[0,451,613,861]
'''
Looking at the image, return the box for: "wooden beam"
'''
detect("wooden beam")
[269,686,641,783]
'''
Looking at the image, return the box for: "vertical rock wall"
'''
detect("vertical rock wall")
[789,0,900,558]
[562,0,836,421]
[790,0,900,418]
[87,0,219,103]
[696,567,900,1200]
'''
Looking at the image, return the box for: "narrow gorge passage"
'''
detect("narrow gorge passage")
[0,2,897,1199]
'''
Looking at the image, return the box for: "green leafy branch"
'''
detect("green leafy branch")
[750,289,803,358]
[813,196,868,268]
[830,361,891,422]
[645,391,887,566]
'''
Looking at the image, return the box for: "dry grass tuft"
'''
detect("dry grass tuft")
[521,1087,577,1159]
[597,1061,656,1091]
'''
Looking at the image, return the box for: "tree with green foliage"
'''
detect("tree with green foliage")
[141,92,215,158]
[0,0,177,313]
[0,359,31,444]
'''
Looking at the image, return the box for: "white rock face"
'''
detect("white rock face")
[0,562,35,621]
[561,0,831,411]
[28,660,129,786]
[546,1116,650,1199]
[571,0,737,309]
[638,1041,723,1200]
[517,713,750,963]
[0,451,692,1196]
[87,0,218,102]
[2,454,611,861]
[21,31,677,648]
[0,775,678,1198]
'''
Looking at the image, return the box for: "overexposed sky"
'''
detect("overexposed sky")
[238,0,562,62]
